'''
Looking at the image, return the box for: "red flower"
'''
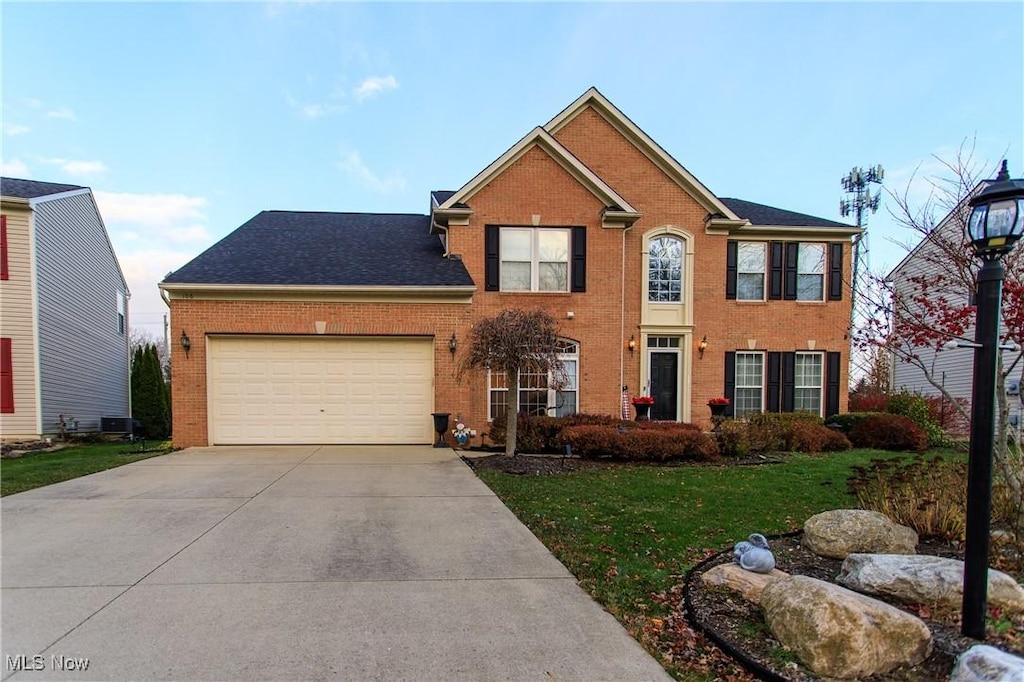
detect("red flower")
[632,395,655,405]
[707,397,731,406]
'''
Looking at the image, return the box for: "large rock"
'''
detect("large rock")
[761,575,932,679]
[700,563,788,603]
[838,553,1024,614]
[950,645,1024,682]
[803,509,918,559]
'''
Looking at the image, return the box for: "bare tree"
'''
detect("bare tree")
[459,309,565,457]
[855,142,1024,524]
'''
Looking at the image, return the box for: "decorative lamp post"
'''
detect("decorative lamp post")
[961,160,1024,639]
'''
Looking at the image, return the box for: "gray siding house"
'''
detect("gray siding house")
[0,177,130,440]
[887,181,1022,431]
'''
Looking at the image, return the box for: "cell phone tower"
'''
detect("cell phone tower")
[840,165,884,323]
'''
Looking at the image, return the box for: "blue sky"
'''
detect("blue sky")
[3,1,1022,339]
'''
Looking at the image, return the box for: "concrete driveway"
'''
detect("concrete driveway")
[1,446,669,681]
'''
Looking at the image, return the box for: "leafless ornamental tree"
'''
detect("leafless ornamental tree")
[460,309,564,457]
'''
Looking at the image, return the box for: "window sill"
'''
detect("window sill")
[795,300,827,305]
[734,299,768,305]
[495,291,573,297]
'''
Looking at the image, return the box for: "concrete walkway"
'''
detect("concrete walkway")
[1,446,670,681]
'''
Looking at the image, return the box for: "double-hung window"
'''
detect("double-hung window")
[794,352,823,415]
[796,243,826,301]
[734,352,764,418]
[737,242,766,301]
[500,228,569,292]
[488,340,578,419]
[116,291,126,335]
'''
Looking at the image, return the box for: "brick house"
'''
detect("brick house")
[161,88,858,448]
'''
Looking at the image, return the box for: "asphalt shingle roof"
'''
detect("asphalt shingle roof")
[431,190,456,205]
[163,211,475,287]
[1,177,86,199]
[720,198,852,229]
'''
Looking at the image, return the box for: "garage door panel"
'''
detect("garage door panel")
[209,337,434,445]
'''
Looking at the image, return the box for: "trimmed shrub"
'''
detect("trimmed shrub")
[847,413,928,452]
[886,390,947,447]
[746,412,823,453]
[488,413,625,452]
[560,425,718,462]
[716,419,751,458]
[848,390,888,413]
[826,412,886,434]
[785,420,852,454]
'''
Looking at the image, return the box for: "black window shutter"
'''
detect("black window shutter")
[484,225,500,291]
[769,242,783,300]
[726,241,737,300]
[783,243,798,300]
[571,226,586,292]
[781,352,796,412]
[826,351,841,417]
[767,352,782,412]
[828,242,844,301]
[724,351,736,417]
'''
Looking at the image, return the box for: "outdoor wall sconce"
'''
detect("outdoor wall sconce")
[628,334,636,355]
[180,330,191,359]
[448,333,458,356]
[698,335,708,359]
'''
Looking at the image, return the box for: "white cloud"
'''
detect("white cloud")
[40,157,109,178]
[336,148,406,194]
[284,92,346,120]
[45,107,76,121]
[94,191,209,228]
[353,75,398,102]
[3,123,30,136]
[1,158,31,177]
[117,249,199,340]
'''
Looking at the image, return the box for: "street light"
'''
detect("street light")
[962,160,1024,639]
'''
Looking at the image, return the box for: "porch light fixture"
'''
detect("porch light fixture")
[960,160,1024,640]
[628,334,636,355]
[448,333,458,356]
[698,335,708,359]
[180,330,191,359]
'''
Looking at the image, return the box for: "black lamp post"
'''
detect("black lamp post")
[962,160,1024,639]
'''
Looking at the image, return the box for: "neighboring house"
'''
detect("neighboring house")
[887,181,1022,429]
[161,88,859,448]
[0,177,131,440]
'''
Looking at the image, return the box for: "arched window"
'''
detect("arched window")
[648,236,683,302]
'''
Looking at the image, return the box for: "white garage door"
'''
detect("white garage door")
[208,336,434,445]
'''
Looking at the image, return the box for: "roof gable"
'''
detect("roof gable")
[436,127,639,220]
[544,88,740,221]
[162,211,474,288]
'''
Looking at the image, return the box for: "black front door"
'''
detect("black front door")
[650,352,678,421]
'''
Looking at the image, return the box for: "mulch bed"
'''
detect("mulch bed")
[682,534,1020,681]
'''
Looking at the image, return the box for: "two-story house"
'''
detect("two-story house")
[160,88,858,448]
[0,177,131,440]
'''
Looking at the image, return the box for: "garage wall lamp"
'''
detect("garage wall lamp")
[448,333,458,356]
[180,330,191,359]
[698,335,708,359]
[627,334,636,355]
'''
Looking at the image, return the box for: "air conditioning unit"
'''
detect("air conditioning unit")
[101,417,134,433]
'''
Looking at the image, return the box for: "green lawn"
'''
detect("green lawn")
[476,449,913,680]
[1,441,171,496]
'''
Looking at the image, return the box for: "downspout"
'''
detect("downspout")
[432,218,451,258]
[620,228,626,397]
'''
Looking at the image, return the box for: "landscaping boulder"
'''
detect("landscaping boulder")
[802,509,917,559]
[761,575,932,679]
[838,553,1024,614]
[700,563,788,603]
[950,644,1024,682]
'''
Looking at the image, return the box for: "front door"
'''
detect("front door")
[650,352,679,421]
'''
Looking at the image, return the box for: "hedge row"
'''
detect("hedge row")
[827,412,928,452]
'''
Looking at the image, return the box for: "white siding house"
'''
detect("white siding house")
[887,181,1022,431]
[0,178,130,440]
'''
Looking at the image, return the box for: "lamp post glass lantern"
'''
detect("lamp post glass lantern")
[961,161,1024,640]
